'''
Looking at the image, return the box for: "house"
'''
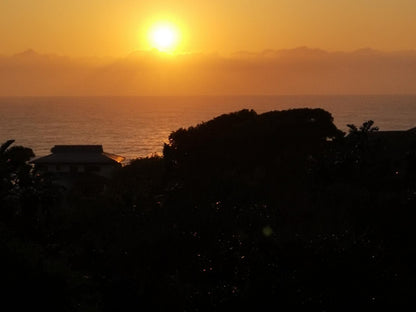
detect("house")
[31,145,125,178]
[367,127,416,177]
[368,127,416,158]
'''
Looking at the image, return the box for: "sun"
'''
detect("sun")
[149,23,179,52]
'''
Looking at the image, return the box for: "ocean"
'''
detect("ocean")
[1,95,415,160]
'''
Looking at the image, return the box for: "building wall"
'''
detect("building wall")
[43,163,119,178]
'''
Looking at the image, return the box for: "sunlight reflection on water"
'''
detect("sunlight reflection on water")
[1,95,415,161]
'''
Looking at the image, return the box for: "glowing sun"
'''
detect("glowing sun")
[149,23,179,52]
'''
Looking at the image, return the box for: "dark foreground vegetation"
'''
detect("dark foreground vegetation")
[1,108,416,310]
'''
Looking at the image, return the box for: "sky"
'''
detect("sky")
[1,0,416,96]
[1,0,416,57]
[1,48,416,96]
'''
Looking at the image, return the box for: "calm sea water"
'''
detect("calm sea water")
[1,95,416,160]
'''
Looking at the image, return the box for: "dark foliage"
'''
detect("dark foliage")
[164,108,343,203]
[1,108,416,310]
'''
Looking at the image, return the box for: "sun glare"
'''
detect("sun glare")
[149,23,179,52]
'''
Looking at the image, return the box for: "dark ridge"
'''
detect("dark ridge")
[51,145,103,153]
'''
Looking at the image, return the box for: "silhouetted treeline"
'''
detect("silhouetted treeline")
[1,108,416,310]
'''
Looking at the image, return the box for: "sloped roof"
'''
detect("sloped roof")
[51,145,104,153]
[31,145,125,165]
[368,127,416,141]
[367,127,416,159]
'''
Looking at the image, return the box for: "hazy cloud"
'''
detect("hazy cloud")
[1,48,416,96]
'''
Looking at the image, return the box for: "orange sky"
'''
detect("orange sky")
[1,48,416,96]
[1,1,416,96]
[1,0,416,57]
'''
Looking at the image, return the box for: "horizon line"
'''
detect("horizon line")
[2,94,416,98]
[3,46,416,59]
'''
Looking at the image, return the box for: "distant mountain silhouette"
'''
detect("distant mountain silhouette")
[1,47,416,96]
[12,49,52,62]
[14,49,39,57]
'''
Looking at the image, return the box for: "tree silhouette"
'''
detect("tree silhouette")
[347,120,379,135]
[163,108,343,204]
[2,111,416,310]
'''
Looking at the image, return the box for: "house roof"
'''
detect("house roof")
[31,145,125,165]
[367,127,416,159]
[368,127,416,141]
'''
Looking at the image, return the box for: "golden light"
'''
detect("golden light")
[149,23,179,52]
